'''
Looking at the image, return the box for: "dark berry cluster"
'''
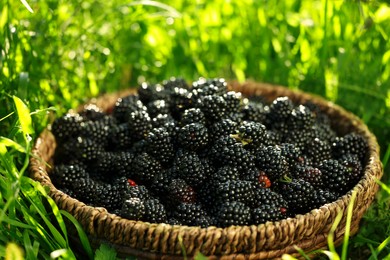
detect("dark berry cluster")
[51,77,368,228]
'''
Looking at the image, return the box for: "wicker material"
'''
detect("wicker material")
[30,82,383,259]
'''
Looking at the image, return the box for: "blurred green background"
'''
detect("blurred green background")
[1,0,389,258]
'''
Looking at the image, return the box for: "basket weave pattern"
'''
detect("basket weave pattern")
[30,82,383,259]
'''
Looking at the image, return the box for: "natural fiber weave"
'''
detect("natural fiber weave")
[30,81,383,259]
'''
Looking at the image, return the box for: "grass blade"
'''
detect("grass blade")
[60,210,93,260]
[13,95,34,136]
[341,190,357,260]
[20,0,34,13]
[0,137,26,153]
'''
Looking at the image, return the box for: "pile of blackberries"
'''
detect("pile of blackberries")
[51,77,368,228]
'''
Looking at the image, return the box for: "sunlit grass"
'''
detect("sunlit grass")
[1,0,389,258]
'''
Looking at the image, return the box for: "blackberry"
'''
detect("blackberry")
[338,153,363,185]
[128,110,152,140]
[292,165,322,188]
[80,119,111,146]
[145,127,174,166]
[173,150,206,187]
[132,152,163,184]
[312,122,337,143]
[318,159,350,193]
[162,77,189,91]
[279,143,304,167]
[143,199,167,223]
[216,201,252,227]
[288,105,314,130]
[112,95,146,123]
[311,189,339,208]
[71,177,100,205]
[51,113,84,143]
[138,82,166,104]
[216,180,255,206]
[147,99,170,118]
[197,95,227,122]
[169,87,193,119]
[332,133,368,162]
[177,123,209,151]
[234,121,267,146]
[55,137,104,163]
[197,182,217,211]
[252,206,287,224]
[267,96,294,123]
[94,183,123,211]
[168,179,196,204]
[209,118,238,141]
[241,100,268,123]
[252,187,288,209]
[52,164,89,189]
[150,169,175,196]
[151,113,175,129]
[210,136,255,172]
[180,108,206,126]
[254,146,289,182]
[79,104,105,121]
[112,151,135,177]
[87,151,117,179]
[283,129,315,151]
[192,77,227,98]
[120,197,145,220]
[276,178,316,214]
[223,91,243,114]
[125,185,152,201]
[305,138,332,166]
[107,123,133,150]
[211,166,240,185]
[173,203,210,227]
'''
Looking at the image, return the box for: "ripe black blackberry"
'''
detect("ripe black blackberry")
[197,182,217,212]
[71,177,100,205]
[162,77,189,91]
[52,164,89,189]
[87,152,117,180]
[79,104,105,121]
[173,203,210,227]
[339,153,363,184]
[197,95,227,122]
[332,133,368,162]
[142,199,167,223]
[132,152,163,184]
[312,122,337,144]
[292,165,322,188]
[267,96,294,123]
[305,138,332,166]
[168,179,196,204]
[151,113,176,129]
[112,95,146,123]
[169,87,193,119]
[128,110,152,140]
[241,100,268,123]
[311,189,339,209]
[150,168,177,195]
[216,180,255,206]
[279,143,304,167]
[94,183,123,211]
[254,145,289,182]
[177,123,209,151]
[125,185,152,201]
[209,118,238,141]
[288,105,314,131]
[180,108,206,126]
[252,206,287,224]
[210,166,240,185]
[276,178,316,214]
[138,82,167,104]
[120,197,145,220]
[234,121,267,146]
[51,113,84,144]
[145,127,174,166]
[80,119,111,146]
[191,77,227,98]
[107,123,133,150]
[55,137,104,164]
[252,187,288,209]
[318,159,350,193]
[147,99,170,118]
[282,129,315,151]
[216,201,252,227]
[210,136,255,172]
[173,150,206,187]
[111,151,135,177]
[223,91,243,114]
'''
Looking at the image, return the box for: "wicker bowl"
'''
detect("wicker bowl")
[30,81,383,259]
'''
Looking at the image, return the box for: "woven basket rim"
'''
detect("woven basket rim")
[29,81,383,259]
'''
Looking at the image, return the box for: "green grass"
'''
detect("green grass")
[1,0,390,259]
